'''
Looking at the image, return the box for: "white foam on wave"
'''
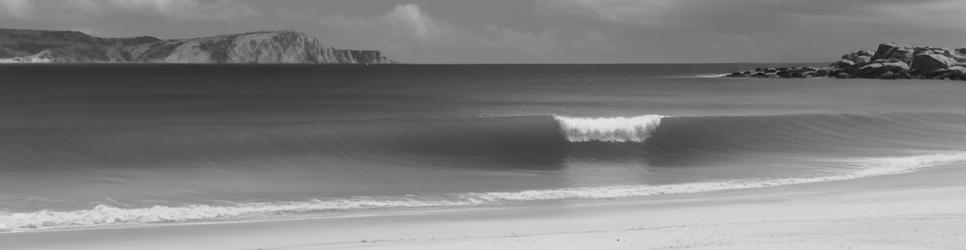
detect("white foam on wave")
[0,197,479,232]
[692,73,730,78]
[661,73,730,79]
[2,152,964,232]
[474,152,966,201]
[554,115,664,143]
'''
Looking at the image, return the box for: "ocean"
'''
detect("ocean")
[2,64,966,231]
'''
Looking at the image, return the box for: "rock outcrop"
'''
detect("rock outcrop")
[0,28,393,64]
[728,43,966,81]
[912,53,957,75]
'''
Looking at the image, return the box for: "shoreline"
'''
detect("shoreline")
[4,150,964,233]
[3,164,965,250]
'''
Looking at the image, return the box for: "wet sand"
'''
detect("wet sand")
[3,165,965,250]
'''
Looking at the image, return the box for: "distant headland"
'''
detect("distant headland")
[728,43,966,81]
[0,28,393,64]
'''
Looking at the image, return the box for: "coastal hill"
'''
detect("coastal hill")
[0,28,392,64]
[728,43,966,81]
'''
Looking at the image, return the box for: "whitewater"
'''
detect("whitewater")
[554,115,664,143]
[4,151,965,232]
[5,64,966,234]
[4,112,966,232]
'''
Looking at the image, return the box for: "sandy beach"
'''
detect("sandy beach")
[3,163,965,250]
[5,1,966,249]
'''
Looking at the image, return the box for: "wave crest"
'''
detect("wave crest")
[554,115,664,143]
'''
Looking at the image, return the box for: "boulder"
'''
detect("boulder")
[948,66,966,80]
[872,58,901,64]
[912,54,957,74]
[940,50,966,63]
[856,63,882,78]
[931,70,954,80]
[856,61,909,78]
[729,43,966,81]
[842,53,857,61]
[872,43,901,61]
[893,48,914,62]
[842,51,877,65]
[764,66,817,78]
[886,61,910,71]
[815,68,830,77]
[897,71,912,79]
[832,59,856,69]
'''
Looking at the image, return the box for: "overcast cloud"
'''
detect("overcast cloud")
[1,0,965,63]
[0,0,258,20]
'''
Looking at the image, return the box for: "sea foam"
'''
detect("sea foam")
[2,151,964,232]
[554,115,664,143]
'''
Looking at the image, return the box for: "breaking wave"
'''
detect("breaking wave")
[554,115,664,143]
[3,151,965,232]
[3,112,966,171]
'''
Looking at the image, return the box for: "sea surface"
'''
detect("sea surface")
[2,64,966,231]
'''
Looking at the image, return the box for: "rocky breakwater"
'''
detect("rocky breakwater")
[728,43,966,81]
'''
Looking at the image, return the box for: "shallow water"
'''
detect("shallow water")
[2,64,966,231]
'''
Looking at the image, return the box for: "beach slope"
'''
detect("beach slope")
[2,164,965,250]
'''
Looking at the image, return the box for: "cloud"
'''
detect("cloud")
[481,27,560,55]
[322,4,453,45]
[381,4,450,42]
[574,30,615,51]
[0,0,32,19]
[321,3,613,62]
[537,0,671,25]
[537,0,966,31]
[0,0,258,20]
[536,0,966,62]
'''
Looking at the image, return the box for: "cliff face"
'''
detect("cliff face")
[0,29,392,64]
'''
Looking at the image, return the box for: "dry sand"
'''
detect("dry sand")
[3,165,965,250]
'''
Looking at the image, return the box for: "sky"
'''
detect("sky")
[1,0,965,63]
